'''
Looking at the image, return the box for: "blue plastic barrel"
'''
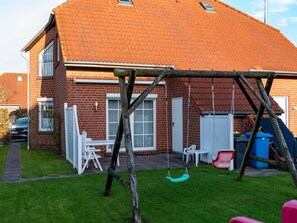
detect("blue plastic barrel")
[245,132,273,168]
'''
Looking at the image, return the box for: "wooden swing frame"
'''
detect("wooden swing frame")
[103,69,297,223]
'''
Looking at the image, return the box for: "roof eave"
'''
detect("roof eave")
[22,12,55,52]
[64,60,176,70]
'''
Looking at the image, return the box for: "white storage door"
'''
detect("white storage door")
[200,114,234,163]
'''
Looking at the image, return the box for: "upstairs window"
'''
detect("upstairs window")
[118,0,133,5]
[200,2,216,12]
[39,41,53,77]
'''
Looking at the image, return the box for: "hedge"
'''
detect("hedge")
[0,108,10,144]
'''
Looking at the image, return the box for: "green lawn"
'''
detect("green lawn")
[20,144,76,178]
[0,165,297,222]
[0,144,9,178]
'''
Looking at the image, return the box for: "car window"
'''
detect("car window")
[16,119,28,125]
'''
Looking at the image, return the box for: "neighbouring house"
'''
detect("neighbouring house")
[22,0,297,155]
[0,73,27,113]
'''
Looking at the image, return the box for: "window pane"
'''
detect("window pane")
[108,100,118,109]
[108,123,118,136]
[144,135,153,147]
[144,110,153,121]
[40,43,53,77]
[39,101,53,131]
[134,110,143,121]
[144,100,153,109]
[134,135,143,147]
[144,123,153,134]
[134,123,143,134]
[109,110,119,122]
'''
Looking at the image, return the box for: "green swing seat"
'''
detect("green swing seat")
[166,173,190,183]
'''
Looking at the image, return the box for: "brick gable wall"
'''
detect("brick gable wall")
[269,78,297,137]
[28,25,59,149]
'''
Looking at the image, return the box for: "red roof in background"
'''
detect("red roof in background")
[180,78,282,114]
[53,0,297,72]
[0,73,27,108]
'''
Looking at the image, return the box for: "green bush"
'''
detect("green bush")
[0,108,10,144]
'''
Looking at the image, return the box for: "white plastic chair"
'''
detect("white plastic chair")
[81,131,103,172]
[182,144,197,163]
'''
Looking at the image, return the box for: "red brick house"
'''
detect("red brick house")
[22,0,297,153]
[0,73,27,113]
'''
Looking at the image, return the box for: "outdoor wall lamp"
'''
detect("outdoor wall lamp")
[95,101,98,111]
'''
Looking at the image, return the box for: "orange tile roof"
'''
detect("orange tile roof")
[180,78,282,114]
[54,0,297,72]
[0,73,27,108]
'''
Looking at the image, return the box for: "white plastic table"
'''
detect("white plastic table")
[85,140,119,166]
[186,150,209,167]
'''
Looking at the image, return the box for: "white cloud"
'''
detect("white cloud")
[271,0,297,6]
[277,18,289,27]
[276,16,297,27]
[251,11,264,21]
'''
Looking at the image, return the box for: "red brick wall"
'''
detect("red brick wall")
[64,69,167,153]
[264,78,297,137]
[28,25,60,149]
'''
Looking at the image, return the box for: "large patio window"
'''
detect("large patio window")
[38,98,54,131]
[39,41,53,77]
[106,94,157,151]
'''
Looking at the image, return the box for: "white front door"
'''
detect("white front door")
[172,97,183,153]
[273,96,289,126]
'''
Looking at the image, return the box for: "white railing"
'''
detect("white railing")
[64,103,82,174]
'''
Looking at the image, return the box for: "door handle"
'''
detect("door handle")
[172,123,174,127]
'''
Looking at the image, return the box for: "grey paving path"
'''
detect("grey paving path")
[2,143,22,182]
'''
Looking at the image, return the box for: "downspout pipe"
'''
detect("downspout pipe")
[21,51,30,150]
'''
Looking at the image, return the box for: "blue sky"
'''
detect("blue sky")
[223,0,297,46]
[0,0,296,74]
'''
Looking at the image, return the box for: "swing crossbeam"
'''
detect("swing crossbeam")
[114,69,272,78]
[104,68,297,223]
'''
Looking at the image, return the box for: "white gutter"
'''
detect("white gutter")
[65,60,176,70]
[249,69,297,77]
[74,78,166,85]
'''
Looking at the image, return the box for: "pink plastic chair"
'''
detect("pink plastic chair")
[229,216,262,223]
[212,150,234,169]
[282,200,297,223]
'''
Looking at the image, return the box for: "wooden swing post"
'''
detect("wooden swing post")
[104,71,136,195]
[237,73,297,188]
[237,74,274,181]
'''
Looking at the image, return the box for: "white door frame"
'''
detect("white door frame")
[273,96,289,126]
[172,97,183,153]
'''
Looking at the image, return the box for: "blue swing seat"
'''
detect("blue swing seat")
[166,173,190,183]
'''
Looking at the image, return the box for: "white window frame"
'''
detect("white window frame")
[37,98,54,132]
[39,41,54,77]
[106,93,157,151]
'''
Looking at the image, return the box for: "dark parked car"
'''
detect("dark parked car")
[10,117,28,141]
